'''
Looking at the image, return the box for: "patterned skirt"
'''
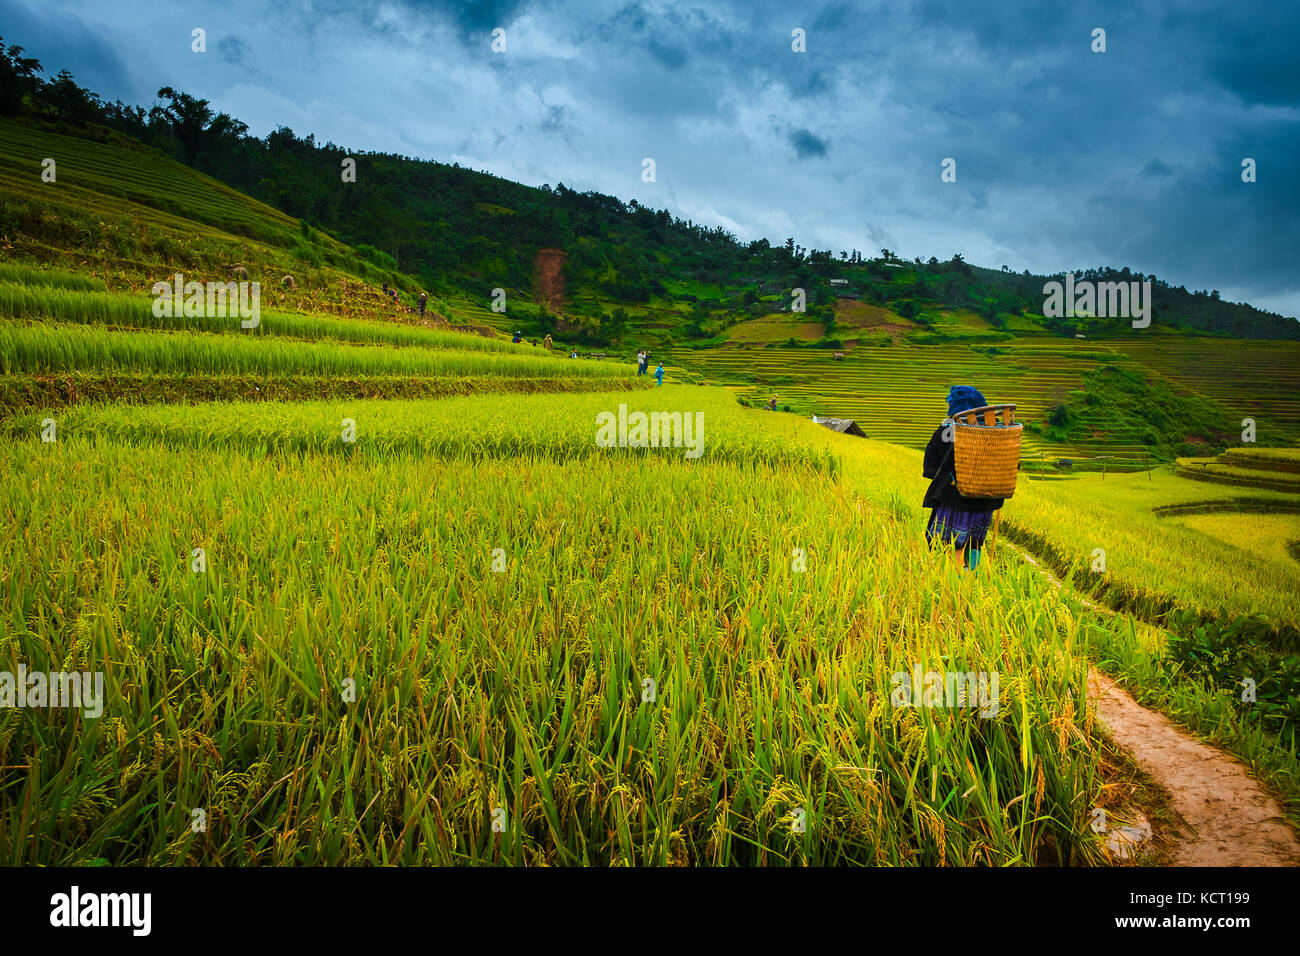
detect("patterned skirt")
[926,505,994,550]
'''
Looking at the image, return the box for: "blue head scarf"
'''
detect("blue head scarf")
[947,385,986,417]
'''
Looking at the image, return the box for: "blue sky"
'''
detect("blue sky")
[5,0,1298,318]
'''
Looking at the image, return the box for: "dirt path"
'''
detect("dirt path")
[998,537,1300,866]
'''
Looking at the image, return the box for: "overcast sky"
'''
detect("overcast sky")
[5,0,1298,318]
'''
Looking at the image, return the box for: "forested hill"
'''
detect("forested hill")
[3,35,1297,342]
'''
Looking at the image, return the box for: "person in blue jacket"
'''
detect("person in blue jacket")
[921,385,1005,571]
[654,363,664,386]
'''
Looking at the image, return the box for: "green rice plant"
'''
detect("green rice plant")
[0,120,299,246]
[0,264,106,292]
[0,322,633,380]
[0,370,645,414]
[1175,457,1299,491]
[998,469,1300,645]
[0,281,529,355]
[0,399,1108,866]
[1223,447,1300,467]
[4,388,829,473]
[681,339,1300,460]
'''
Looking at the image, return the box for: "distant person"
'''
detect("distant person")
[637,350,647,376]
[766,394,778,411]
[654,362,664,386]
[543,334,553,351]
[512,330,523,343]
[382,282,389,295]
[922,385,1004,571]
[570,349,578,359]
[418,292,428,316]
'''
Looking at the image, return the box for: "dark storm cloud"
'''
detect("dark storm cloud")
[217,35,252,68]
[788,128,828,159]
[1211,46,1300,109]
[405,0,535,35]
[540,104,571,137]
[645,37,688,70]
[0,0,133,102]
[8,0,1299,317]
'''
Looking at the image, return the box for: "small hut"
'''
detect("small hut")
[811,415,866,438]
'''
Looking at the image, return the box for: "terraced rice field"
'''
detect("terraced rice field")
[1174,444,1300,492]
[1103,338,1300,437]
[685,341,1151,459]
[1171,512,1300,568]
[0,120,422,327]
[0,267,642,411]
[688,335,1300,461]
[0,322,632,380]
[5,82,1300,875]
[3,390,1122,866]
[0,121,300,244]
[1002,468,1300,635]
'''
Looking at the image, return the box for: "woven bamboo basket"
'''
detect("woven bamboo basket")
[952,403,1021,498]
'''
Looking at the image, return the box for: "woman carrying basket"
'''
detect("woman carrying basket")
[922,385,1005,571]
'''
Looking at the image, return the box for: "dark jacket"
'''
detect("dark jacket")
[922,424,1003,513]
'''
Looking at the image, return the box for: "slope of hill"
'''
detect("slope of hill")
[4,38,1300,461]
[0,119,415,314]
[6,111,1298,459]
[0,119,643,411]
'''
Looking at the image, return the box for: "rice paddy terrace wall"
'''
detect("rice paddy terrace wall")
[1174,447,1300,492]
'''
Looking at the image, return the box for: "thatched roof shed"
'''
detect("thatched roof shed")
[811,415,866,437]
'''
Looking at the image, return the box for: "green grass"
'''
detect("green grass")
[724,316,825,343]
[1,394,1112,865]
[0,120,301,246]
[0,263,107,292]
[0,370,648,415]
[1000,469,1300,644]
[680,338,1300,461]
[1223,447,1300,468]
[0,322,633,380]
[0,281,532,355]
[1176,457,1300,492]
[7,388,827,471]
[0,120,432,330]
[1172,512,1300,567]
